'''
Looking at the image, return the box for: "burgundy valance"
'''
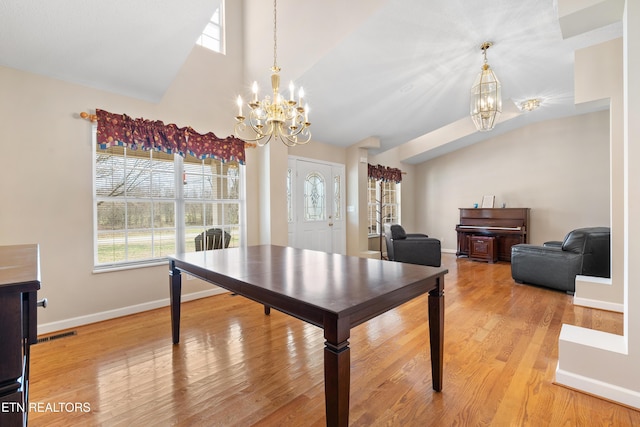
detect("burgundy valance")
[368,163,402,183]
[96,109,246,164]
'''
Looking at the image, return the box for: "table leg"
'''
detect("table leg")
[169,261,182,344]
[324,317,350,427]
[264,305,271,315]
[428,276,444,391]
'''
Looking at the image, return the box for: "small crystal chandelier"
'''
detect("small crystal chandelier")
[470,42,502,131]
[234,0,311,147]
[520,98,541,111]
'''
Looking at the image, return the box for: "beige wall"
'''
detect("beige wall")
[573,38,624,308]
[0,2,246,332]
[288,139,347,165]
[0,54,611,336]
[556,0,640,409]
[413,110,611,251]
[371,161,417,236]
[0,0,613,337]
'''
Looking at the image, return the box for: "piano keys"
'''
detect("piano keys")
[456,208,530,262]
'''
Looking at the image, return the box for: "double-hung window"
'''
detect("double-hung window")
[94,144,244,270]
[367,178,400,236]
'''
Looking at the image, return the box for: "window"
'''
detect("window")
[196,1,225,54]
[304,172,325,221]
[183,156,241,251]
[94,145,244,269]
[333,175,341,220]
[287,168,293,223]
[367,178,401,235]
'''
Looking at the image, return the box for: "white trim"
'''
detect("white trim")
[92,259,167,273]
[555,366,640,409]
[360,250,382,259]
[287,155,344,168]
[573,296,624,312]
[556,324,637,408]
[37,288,227,335]
[573,275,624,312]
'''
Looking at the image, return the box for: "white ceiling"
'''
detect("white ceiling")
[0,0,216,101]
[0,0,623,163]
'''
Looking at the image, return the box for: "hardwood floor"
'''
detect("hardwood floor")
[29,254,639,426]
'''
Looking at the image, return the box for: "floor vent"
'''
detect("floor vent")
[36,330,77,344]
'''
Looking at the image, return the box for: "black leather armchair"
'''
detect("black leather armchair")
[511,227,610,293]
[383,223,441,267]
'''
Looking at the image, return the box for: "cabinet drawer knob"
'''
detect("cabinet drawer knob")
[37,298,48,308]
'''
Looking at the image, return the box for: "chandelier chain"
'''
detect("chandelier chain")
[273,0,278,70]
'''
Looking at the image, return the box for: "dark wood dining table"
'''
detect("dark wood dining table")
[168,245,447,426]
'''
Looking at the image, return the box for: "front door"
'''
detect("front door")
[288,158,346,254]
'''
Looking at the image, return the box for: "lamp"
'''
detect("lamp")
[470,42,502,131]
[234,0,311,147]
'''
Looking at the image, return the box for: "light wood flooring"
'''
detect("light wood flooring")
[29,254,640,426]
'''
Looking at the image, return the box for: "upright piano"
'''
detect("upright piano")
[456,208,530,262]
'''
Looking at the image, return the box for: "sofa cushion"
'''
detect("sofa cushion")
[390,224,407,240]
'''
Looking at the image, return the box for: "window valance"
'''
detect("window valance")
[368,163,402,183]
[96,109,246,164]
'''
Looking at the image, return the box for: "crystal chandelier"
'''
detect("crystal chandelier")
[234,0,311,147]
[470,42,502,131]
[520,98,541,111]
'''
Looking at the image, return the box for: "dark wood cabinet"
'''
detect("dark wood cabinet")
[0,245,41,427]
[456,208,530,262]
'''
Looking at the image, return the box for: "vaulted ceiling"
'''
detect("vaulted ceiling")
[0,0,623,163]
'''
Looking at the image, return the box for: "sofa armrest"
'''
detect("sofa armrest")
[392,238,441,267]
[511,244,582,292]
[543,241,563,248]
[406,233,429,238]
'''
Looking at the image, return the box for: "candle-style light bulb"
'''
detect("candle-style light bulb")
[252,81,259,102]
[298,87,305,106]
[289,81,295,101]
[304,104,309,122]
[236,95,243,116]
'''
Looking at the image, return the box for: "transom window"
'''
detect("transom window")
[196,1,225,54]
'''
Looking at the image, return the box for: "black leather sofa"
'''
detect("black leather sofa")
[383,223,441,267]
[511,227,610,293]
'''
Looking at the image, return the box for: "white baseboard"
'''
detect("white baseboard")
[555,364,640,409]
[360,250,382,259]
[37,288,228,335]
[574,275,624,312]
[573,296,624,312]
